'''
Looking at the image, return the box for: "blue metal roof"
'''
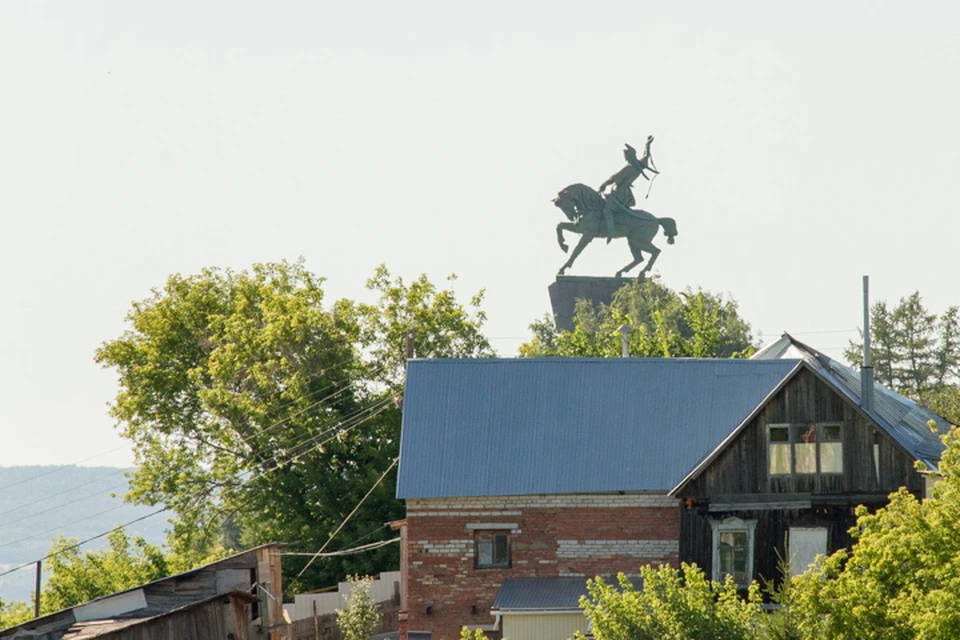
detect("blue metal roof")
[753,334,950,472]
[397,358,800,498]
[492,577,590,611]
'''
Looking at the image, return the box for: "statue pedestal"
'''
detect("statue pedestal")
[548,276,636,332]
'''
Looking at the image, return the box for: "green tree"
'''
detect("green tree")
[521,277,755,358]
[845,292,960,404]
[337,575,379,640]
[925,386,960,425]
[0,598,34,629]
[786,426,960,640]
[358,266,491,391]
[95,260,492,594]
[577,564,765,640]
[42,529,168,612]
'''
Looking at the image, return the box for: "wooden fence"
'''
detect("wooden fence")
[288,599,400,640]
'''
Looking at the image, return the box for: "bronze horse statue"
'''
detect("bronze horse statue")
[553,183,678,277]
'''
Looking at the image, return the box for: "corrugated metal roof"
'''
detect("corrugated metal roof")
[397,358,800,498]
[753,334,950,472]
[492,577,590,611]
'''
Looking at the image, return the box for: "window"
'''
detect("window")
[768,423,843,476]
[475,532,510,569]
[873,430,881,483]
[769,426,791,475]
[788,527,827,576]
[710,517,756,588]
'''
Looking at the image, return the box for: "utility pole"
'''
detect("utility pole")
[34,560,41,618]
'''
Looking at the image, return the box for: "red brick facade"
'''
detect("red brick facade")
[403,494,680,640]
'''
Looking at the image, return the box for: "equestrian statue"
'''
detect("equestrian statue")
[553,135,677,278]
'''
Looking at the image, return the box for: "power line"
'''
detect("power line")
[0,480,132,532]
[0,370,392,549]
[196,397,398,531]
[297,456,400,578]
[757,329,858,337]
[0,385,398,588]
[0,353,379,503]
[200,393,398,502]
[239,361,388,448]
[0,470,127,520]
[0,503,132,552]
[0,508,169,581]
[282,537,400,559]
[0,447,129,493]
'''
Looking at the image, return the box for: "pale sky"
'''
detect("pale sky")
[2,1,959,468]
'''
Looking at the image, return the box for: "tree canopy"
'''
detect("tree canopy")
[785,426,960,639]
[521,277,755,358]
[95,260,492,593]
[845,291,960,423]
[0,530,168,629]
[577,425,960,640]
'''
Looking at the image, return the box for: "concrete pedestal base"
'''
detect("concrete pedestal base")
[548,275,637,331]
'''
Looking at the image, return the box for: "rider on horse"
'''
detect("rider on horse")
[598,135,659,243]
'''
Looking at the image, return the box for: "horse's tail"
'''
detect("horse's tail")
[658,217,678,245]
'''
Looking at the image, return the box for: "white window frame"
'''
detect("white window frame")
[710,517,757,588]
[767,423,844,477]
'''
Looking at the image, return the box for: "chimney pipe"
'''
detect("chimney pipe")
[861,276,874,413]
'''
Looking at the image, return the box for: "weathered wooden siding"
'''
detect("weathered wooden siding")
[676,367,927,589]
[679,505,859,585]
[501,613,589,640]
[683,368,922,498]
[86,594,264,640]
[138,549,260,616]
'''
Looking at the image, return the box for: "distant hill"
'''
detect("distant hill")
[0,466,167,604]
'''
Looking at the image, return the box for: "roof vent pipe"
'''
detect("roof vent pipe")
[862,276,874,413]
[617,325,630,358]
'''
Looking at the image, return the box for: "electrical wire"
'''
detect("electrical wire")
[0,508,169,581]
[0,352,381,502]
[0,365,391,552]
[0,446,129,493]
[0,472,129,522]
[194,397,397,532]
[282,537,399,558]
[0,503,131,552]
[296,456,399,578]
[0,383,399,586]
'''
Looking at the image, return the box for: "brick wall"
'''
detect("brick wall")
[404,494,680,640]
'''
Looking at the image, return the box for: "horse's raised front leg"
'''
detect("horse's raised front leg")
[558,234,592,276]
[556,222,575,253]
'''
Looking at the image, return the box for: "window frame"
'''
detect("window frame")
[767,422,844,477]
[710,517,757,588]
[474,531,511,570]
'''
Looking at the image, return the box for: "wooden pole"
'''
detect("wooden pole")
[405,328,415,362]
[34,560,41,618]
